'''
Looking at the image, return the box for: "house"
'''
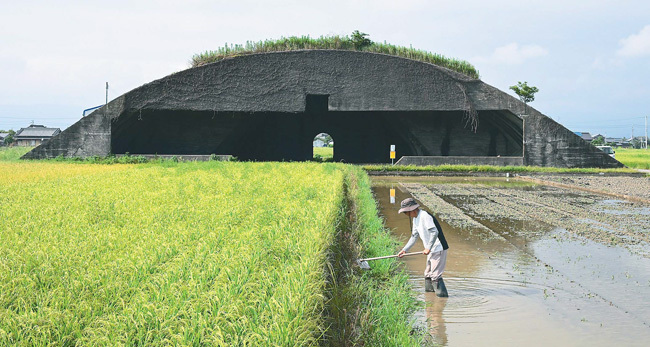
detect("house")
[573,132,593,142]
[0,132,9,146]
[313,139,326,147]
[14,125,61,147]
[603,137,632,147]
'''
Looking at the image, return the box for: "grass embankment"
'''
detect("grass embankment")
[614,148,650,169]
[191,34,479,79]
[0,161,420,345]
[340,167,422,345]
[363,163,640,174]
[0,146,33,161]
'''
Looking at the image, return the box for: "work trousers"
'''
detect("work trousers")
[424,249,447,280]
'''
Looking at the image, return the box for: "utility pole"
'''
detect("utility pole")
[105,82,109,112]
[645,114,648,149]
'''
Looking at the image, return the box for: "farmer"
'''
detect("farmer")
[398,197,449,297]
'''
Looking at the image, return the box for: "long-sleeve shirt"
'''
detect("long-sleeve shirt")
[402,210,444,253]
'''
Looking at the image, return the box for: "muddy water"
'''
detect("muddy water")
[372,177,650,347]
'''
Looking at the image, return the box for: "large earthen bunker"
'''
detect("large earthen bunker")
[24,50,622,168]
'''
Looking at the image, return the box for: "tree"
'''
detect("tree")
[1,129,15,145]
[591,135,605,146]
[509,81,539,104]
[350,30,372,50]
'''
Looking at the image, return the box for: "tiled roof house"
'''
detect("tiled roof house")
[14,125,61,147]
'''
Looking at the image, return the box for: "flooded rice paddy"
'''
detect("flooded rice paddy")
[372,176,650,346]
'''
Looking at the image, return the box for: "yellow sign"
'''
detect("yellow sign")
[390,188,395,197]
[390,151,396,159]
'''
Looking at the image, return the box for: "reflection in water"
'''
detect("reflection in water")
[372,177,650,347]
[425,292,448,345]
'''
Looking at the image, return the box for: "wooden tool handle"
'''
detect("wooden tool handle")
[359,251,424,262]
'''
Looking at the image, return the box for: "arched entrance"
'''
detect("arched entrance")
[312,133,333,162]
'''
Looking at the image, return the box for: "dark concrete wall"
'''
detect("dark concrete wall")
[107,110,522,164]
[120,50,474,113]
[521,113,622,168]
[22,110,113,159]
[23,50,623,168]
[466,83,623,168]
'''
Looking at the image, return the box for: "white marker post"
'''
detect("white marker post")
[390,145,396,165]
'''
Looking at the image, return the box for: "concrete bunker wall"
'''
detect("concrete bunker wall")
[110,109,523,163]
[22,50,622,168]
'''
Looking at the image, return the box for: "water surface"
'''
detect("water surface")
[372,177,650,346]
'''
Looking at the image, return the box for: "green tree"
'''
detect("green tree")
[350,30,372,50]
[591,135,605,146]
[1,129,15,145]
[509,81,539,104]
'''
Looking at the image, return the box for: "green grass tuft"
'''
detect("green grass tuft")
[191,34,479,79]
[0,146,33,161]
[342,167,423,345]
[362,164,639,174]
[313,147,333,160]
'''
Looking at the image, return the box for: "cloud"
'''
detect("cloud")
[617,25,650,57]
[475,43,548,65]
[590,57,606,70]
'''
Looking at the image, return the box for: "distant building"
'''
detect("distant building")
[573,132,593,142]
[313,139,326,147]
[603,137,632,147]
[0,132,9,146]
[14,125,61,147]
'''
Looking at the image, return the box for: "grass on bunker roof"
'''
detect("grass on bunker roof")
[191,34,480,79]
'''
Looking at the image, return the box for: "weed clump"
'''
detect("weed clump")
[191,31,480,79]
[363,164,639,174]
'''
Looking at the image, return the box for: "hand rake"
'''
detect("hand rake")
[356,251,424,270]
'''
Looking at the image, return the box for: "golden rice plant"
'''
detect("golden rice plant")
[0,161,345,345]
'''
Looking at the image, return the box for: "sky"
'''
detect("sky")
[0,0,649,138]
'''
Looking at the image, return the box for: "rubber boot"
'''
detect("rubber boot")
[434,277,449,297]
[424,277,435,292]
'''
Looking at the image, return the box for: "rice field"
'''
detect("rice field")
[313,146,333,161]
[0,161,421,345]
[0,161,349,345]
[613,147,650,169]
